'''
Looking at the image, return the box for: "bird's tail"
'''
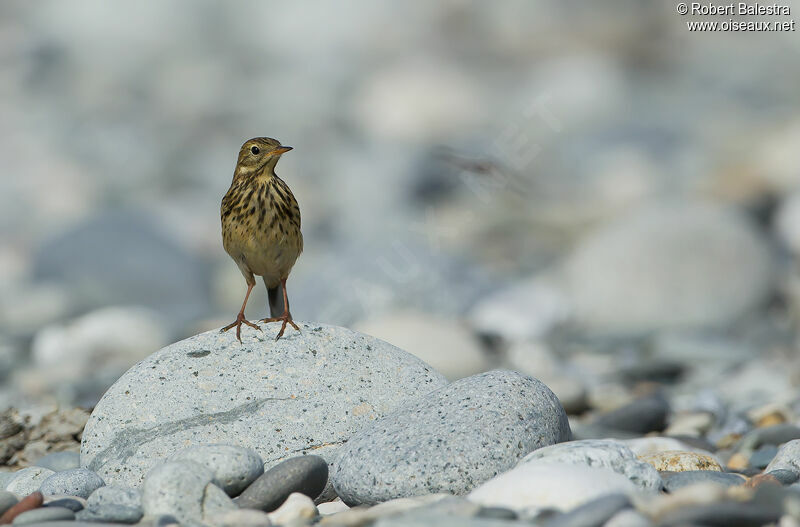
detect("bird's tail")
[268,283,283,318]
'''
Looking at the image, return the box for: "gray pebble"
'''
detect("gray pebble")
[45,496,85,511]
[592,394,668,435]
[0,490,18,516]
[766,439,800,474]
[39,468,105,498]
[237,455,328,512]
[0,472,15,489]
[749,444,778,469]
[661,471,745,492]
[77,485,142,524]
[541,493,630,527]
[12,506,75,525]
[170,443,263,496]
[738,424,800,450]
[766,469,799,485]
[5,466,55,495]
[141,461,213,523]
[34,451,81,472]
[659,502,780,527]
[333,370,571,505]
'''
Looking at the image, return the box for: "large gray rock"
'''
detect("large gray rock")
[563,202,773,335]
[519,440,662,492]
[332,370,571,505]
[81,324,448,487]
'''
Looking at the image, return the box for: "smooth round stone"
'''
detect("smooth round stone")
[0,490,18,516]
[237,455,327,512]
[658,502,780,527]
[739,424,800,450]
[5,467,55,495]
[45,496,86,511]
[34,451,80,472]
[333,371,571,505]
[81,324,447,487]
[639,451,722,472]
[661,471,745,492]
[39,468,105,498]
[267,492,318,525]
[170,444,263,497]
[78,485,143,524]
[11,506,75,525]
[142,461,234,523]
[541,493,631,527]
[766,439,800,474]
[468,463,636,513]
[766,469,800,485]
[592,394,669,434]
[520,439,662,492]
[206,508,272,527]
[605,509,653,527]
[750,444,779,469]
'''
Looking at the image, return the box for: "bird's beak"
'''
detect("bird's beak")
[273,146,293,155]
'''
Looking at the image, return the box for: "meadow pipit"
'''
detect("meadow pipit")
[221,137,303,341]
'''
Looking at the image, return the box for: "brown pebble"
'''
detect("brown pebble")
[726,452,750,471]
[744,473,781,489]
[0,491,43,524]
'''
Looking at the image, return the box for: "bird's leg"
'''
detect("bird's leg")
[260,278,300,340]
[221,281,261,342]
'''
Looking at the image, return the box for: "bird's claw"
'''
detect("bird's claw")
[259,313,300,341]
[221,313,262,342]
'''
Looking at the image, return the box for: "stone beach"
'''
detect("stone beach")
[3,1,800,526]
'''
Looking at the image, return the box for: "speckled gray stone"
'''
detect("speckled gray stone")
[5,466,55,495]
[237,455,328,511]
[39,468,105,498]
[332,370,571,505]
[661,471,745,492]
[519,440,662,492]
[35,451,81,472]
[766,439,800,474]
[77,485,142,524]
[141,461,235,523]
[170,444,263,497]
[11,506,75,524]
[81,323,447,488]
[0,490,18,516]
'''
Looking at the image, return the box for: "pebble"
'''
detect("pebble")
[738,424,800,451]
[604,509,653,527]
[766,439,800,474]
[768,469,800,485]
[661,470,745,491]
[206,508,273,526]
[540,493,630,527]
[319,494,450,526]
[519,439,662,492]
[0,492,43,524]
[563,202,773,334]
[77,485,143,524]
[332,371,571,505]
[476,506,517,520]
[141,461,234,523]
[468,463,635,513]
[11,506,74,525]
[592,394,669,434]
[5,467,55,495]
[352,310,491,380]
[34,451,80,472]
[622,436,715,457]
[267,492,318,525]
[81,324,447,487]
[0,490,18,516]
[750,444,779,469]
[44,496,86,511]
[639,451,723,472]
[317,499,349,515]
[658,501,781,527]
[170,443,264,497]
[39,468,105,498]
[237,455,328,512]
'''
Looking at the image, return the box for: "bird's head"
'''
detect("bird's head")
[235,137,293,176]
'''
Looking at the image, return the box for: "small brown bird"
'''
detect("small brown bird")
[221,137,303,341]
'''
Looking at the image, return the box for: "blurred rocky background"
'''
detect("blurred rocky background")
[1,0,799,440]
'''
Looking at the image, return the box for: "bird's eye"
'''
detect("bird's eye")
[250,146,260,155]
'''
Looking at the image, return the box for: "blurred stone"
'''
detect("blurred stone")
[563,202,773,335]
[32,210,212,326]
[639,451,723,472]
[0,283,72,338]
[353,310,490,380]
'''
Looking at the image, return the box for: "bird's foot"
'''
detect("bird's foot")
[259,312,300,341]
[221,313,261,342]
